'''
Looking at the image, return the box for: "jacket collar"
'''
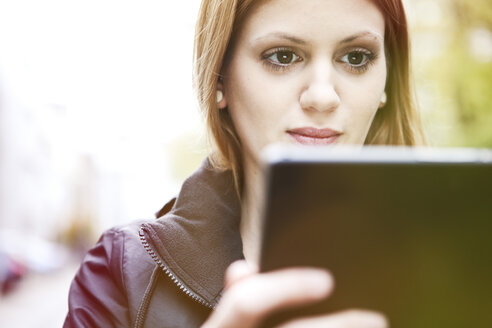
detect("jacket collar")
[140,158,243,306]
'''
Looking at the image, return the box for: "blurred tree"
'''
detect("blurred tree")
[458,0,492,29]
[427,0,492,147]
[168,130,209,182]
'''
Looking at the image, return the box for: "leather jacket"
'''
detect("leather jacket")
[64,158,243,327]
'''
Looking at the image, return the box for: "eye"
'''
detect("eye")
[263,48,302,67]
[270,50,298,64]
[338,49,377,74]
[348,52,365,65]
[340,50,373,66]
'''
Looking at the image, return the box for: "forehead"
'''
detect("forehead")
[240,0,385,44]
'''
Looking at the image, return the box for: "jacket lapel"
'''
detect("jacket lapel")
[141,158,243,306]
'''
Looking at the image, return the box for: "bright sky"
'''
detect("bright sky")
[0,0,203,148]
[0,0,205,232]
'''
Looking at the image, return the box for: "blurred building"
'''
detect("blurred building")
[0,0,206,245]
[0,0,491,326]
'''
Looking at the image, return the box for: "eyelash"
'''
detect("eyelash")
[338,48,377,74]
[261,47,303,72]
[261,47,378,74]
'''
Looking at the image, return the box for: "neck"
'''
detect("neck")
[240,155,265,265]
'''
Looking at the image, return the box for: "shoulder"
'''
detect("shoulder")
[103,219,162,323]
[102,219,211,327]
[92,219,156,278]
[65,219,157,327]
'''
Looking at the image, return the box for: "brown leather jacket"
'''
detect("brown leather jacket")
[64,159,242,328]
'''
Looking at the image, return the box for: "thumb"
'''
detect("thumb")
[225,260,258,290]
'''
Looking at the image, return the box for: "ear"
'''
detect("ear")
[217,78,227,109]
[378,91,387,109]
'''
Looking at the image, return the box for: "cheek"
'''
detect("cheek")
[227,67,266,136]
[353,90,381,124]
[224,61,270,159]
[225,59,292,148]
[341,74,385,138]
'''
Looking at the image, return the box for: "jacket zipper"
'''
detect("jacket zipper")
[138,227,215,309]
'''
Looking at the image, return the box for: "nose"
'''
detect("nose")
[299,64,340,113]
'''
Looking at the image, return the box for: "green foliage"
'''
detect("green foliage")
[420,0,492,147]
[459,0,492,29]
[167,130,209,181]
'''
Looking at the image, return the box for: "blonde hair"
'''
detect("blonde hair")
[193,0,426,195]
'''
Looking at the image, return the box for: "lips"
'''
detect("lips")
[287,127,342,145]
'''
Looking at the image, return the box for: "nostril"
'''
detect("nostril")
[299,84,340,113]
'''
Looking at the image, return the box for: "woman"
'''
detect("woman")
[65,0,426,327]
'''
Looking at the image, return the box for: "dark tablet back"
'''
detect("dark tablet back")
[258,146,492,328]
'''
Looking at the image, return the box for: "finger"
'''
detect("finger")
[225,260,258,289]
[275,310,388,328]
[223,268,333,325]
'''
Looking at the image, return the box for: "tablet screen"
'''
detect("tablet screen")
[259,146,492,327]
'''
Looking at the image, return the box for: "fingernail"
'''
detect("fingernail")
[304,270,333,296]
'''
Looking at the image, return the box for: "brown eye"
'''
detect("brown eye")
[347,52,364,65]
[338,49,376,74]
[266,49,301,66]
[276,51,294,64]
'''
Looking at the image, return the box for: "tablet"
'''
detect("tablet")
[258,145,492,328]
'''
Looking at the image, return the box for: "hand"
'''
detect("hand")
[201,260,387,328]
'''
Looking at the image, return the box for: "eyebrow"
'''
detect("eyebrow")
[252,32,308,45]
[339,31,384,44]
[252,31,383,45]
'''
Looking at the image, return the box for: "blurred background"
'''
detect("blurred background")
[0,0,491,326]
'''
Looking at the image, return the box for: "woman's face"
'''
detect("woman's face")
[221,0,387,166]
